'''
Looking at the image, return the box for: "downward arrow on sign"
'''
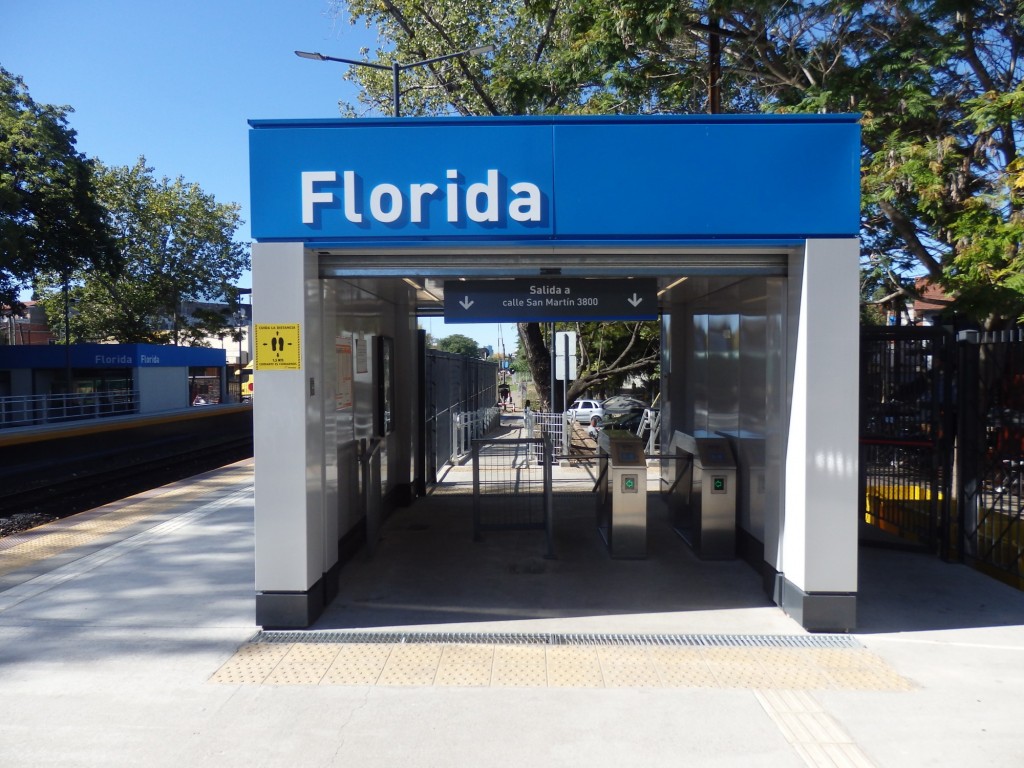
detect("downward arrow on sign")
[628,293,643,307]
[459,297,475,310]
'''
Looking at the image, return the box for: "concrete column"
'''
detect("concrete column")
[252,241,327,628]
[779,238,860,630]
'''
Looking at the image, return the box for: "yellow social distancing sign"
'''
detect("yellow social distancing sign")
[255,324,301,370]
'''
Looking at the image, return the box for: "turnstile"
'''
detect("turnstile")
[668,432,738,560]
[596,431,647,558]
[723,434,766,549]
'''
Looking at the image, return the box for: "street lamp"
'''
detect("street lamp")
[294,44,495,117]
[235,288,252,402]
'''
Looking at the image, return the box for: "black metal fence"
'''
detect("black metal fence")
[860,325,1024,590]
[859,327,955,555]
[424,348,499,484]
[956,329,1024,590]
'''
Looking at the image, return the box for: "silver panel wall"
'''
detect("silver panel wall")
[322,278,417,546]
[662,277,784,544]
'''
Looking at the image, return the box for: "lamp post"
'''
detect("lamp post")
[235,288,252,402]
[62,271,73,395]
[294,45,495,117]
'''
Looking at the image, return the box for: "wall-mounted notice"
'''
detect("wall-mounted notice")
[355,336,369,374]
[254,323,301,370]
[336,338,353,409]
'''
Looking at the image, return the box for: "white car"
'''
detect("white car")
[568,399,605,424]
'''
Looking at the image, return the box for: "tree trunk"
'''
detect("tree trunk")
[518,321,551,410]
[517,321,660,411]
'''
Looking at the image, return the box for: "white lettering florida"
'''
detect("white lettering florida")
[301,169,542,225]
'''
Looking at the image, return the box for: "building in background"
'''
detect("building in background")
[1,302,57,345]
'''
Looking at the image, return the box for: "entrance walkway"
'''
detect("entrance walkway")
[315,485,781,634]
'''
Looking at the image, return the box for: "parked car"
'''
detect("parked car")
[598,407,659,438]
[567,399,605,424]
[601,395,649,416]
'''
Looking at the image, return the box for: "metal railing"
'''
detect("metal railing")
[650,409,662,453]
[0,390,141,428]
[360,437,385,555]
[523,410,572,459]
[424,346,499,482]
[957,329,1024,588]
[637,408,661,454]
[859,324,1023,588]
[859,326,954,555]
[452,406,501,460]
[472,436,554,558]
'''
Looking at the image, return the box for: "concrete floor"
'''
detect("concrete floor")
[2,460,1024,767]
[315,487,795,636]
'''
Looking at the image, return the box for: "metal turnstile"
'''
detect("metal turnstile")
[596,431,648,558]
[668,432,737,559]
[722,434,766,547]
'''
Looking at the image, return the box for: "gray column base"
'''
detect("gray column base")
[256,590,322,629]
[256,561,341,629]
[774,574,857,632]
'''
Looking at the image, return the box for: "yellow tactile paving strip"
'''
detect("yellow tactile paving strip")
[755,689,877,767]
[0,460,253,578]
[210,641,914,691]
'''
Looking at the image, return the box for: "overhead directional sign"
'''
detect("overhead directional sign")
[443,279,658,323]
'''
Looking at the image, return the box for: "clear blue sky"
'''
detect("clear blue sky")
[2,0,511,350]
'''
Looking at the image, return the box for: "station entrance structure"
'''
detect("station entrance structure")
[248,114,861,631]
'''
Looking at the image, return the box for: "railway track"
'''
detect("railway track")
[0,437,252,538]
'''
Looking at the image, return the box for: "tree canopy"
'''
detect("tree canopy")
[436,332,483,356]
[35,158,249,344]
[333,0,1023,327]
[0,66,115,312]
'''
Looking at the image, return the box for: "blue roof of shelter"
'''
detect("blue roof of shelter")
[0,344,226,369]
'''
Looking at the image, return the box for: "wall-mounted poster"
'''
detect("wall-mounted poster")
[335,337,353,409]
[355,334,369,374]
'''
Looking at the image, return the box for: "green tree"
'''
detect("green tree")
[333,0,1023,328]
[666,1,1024,327]
[0,66,115,312]
[548,0,1024,325]
[437,332,483,356]
[518,321,659,411]
[36,158,249,344]
[333,0,675,404]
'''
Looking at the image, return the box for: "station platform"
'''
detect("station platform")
[1,458,1023,767]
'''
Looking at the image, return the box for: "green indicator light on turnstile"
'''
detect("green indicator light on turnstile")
[624,477,636,490]
[713,477,726,492]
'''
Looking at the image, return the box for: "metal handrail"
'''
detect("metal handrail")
[359,435,385,463]
[359,437,385,554]
[0,390,141,428]
[452,406,501,460]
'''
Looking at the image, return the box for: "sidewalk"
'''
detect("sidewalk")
[0,459,1022,767]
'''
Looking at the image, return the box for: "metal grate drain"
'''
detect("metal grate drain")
[251,630,862,650]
